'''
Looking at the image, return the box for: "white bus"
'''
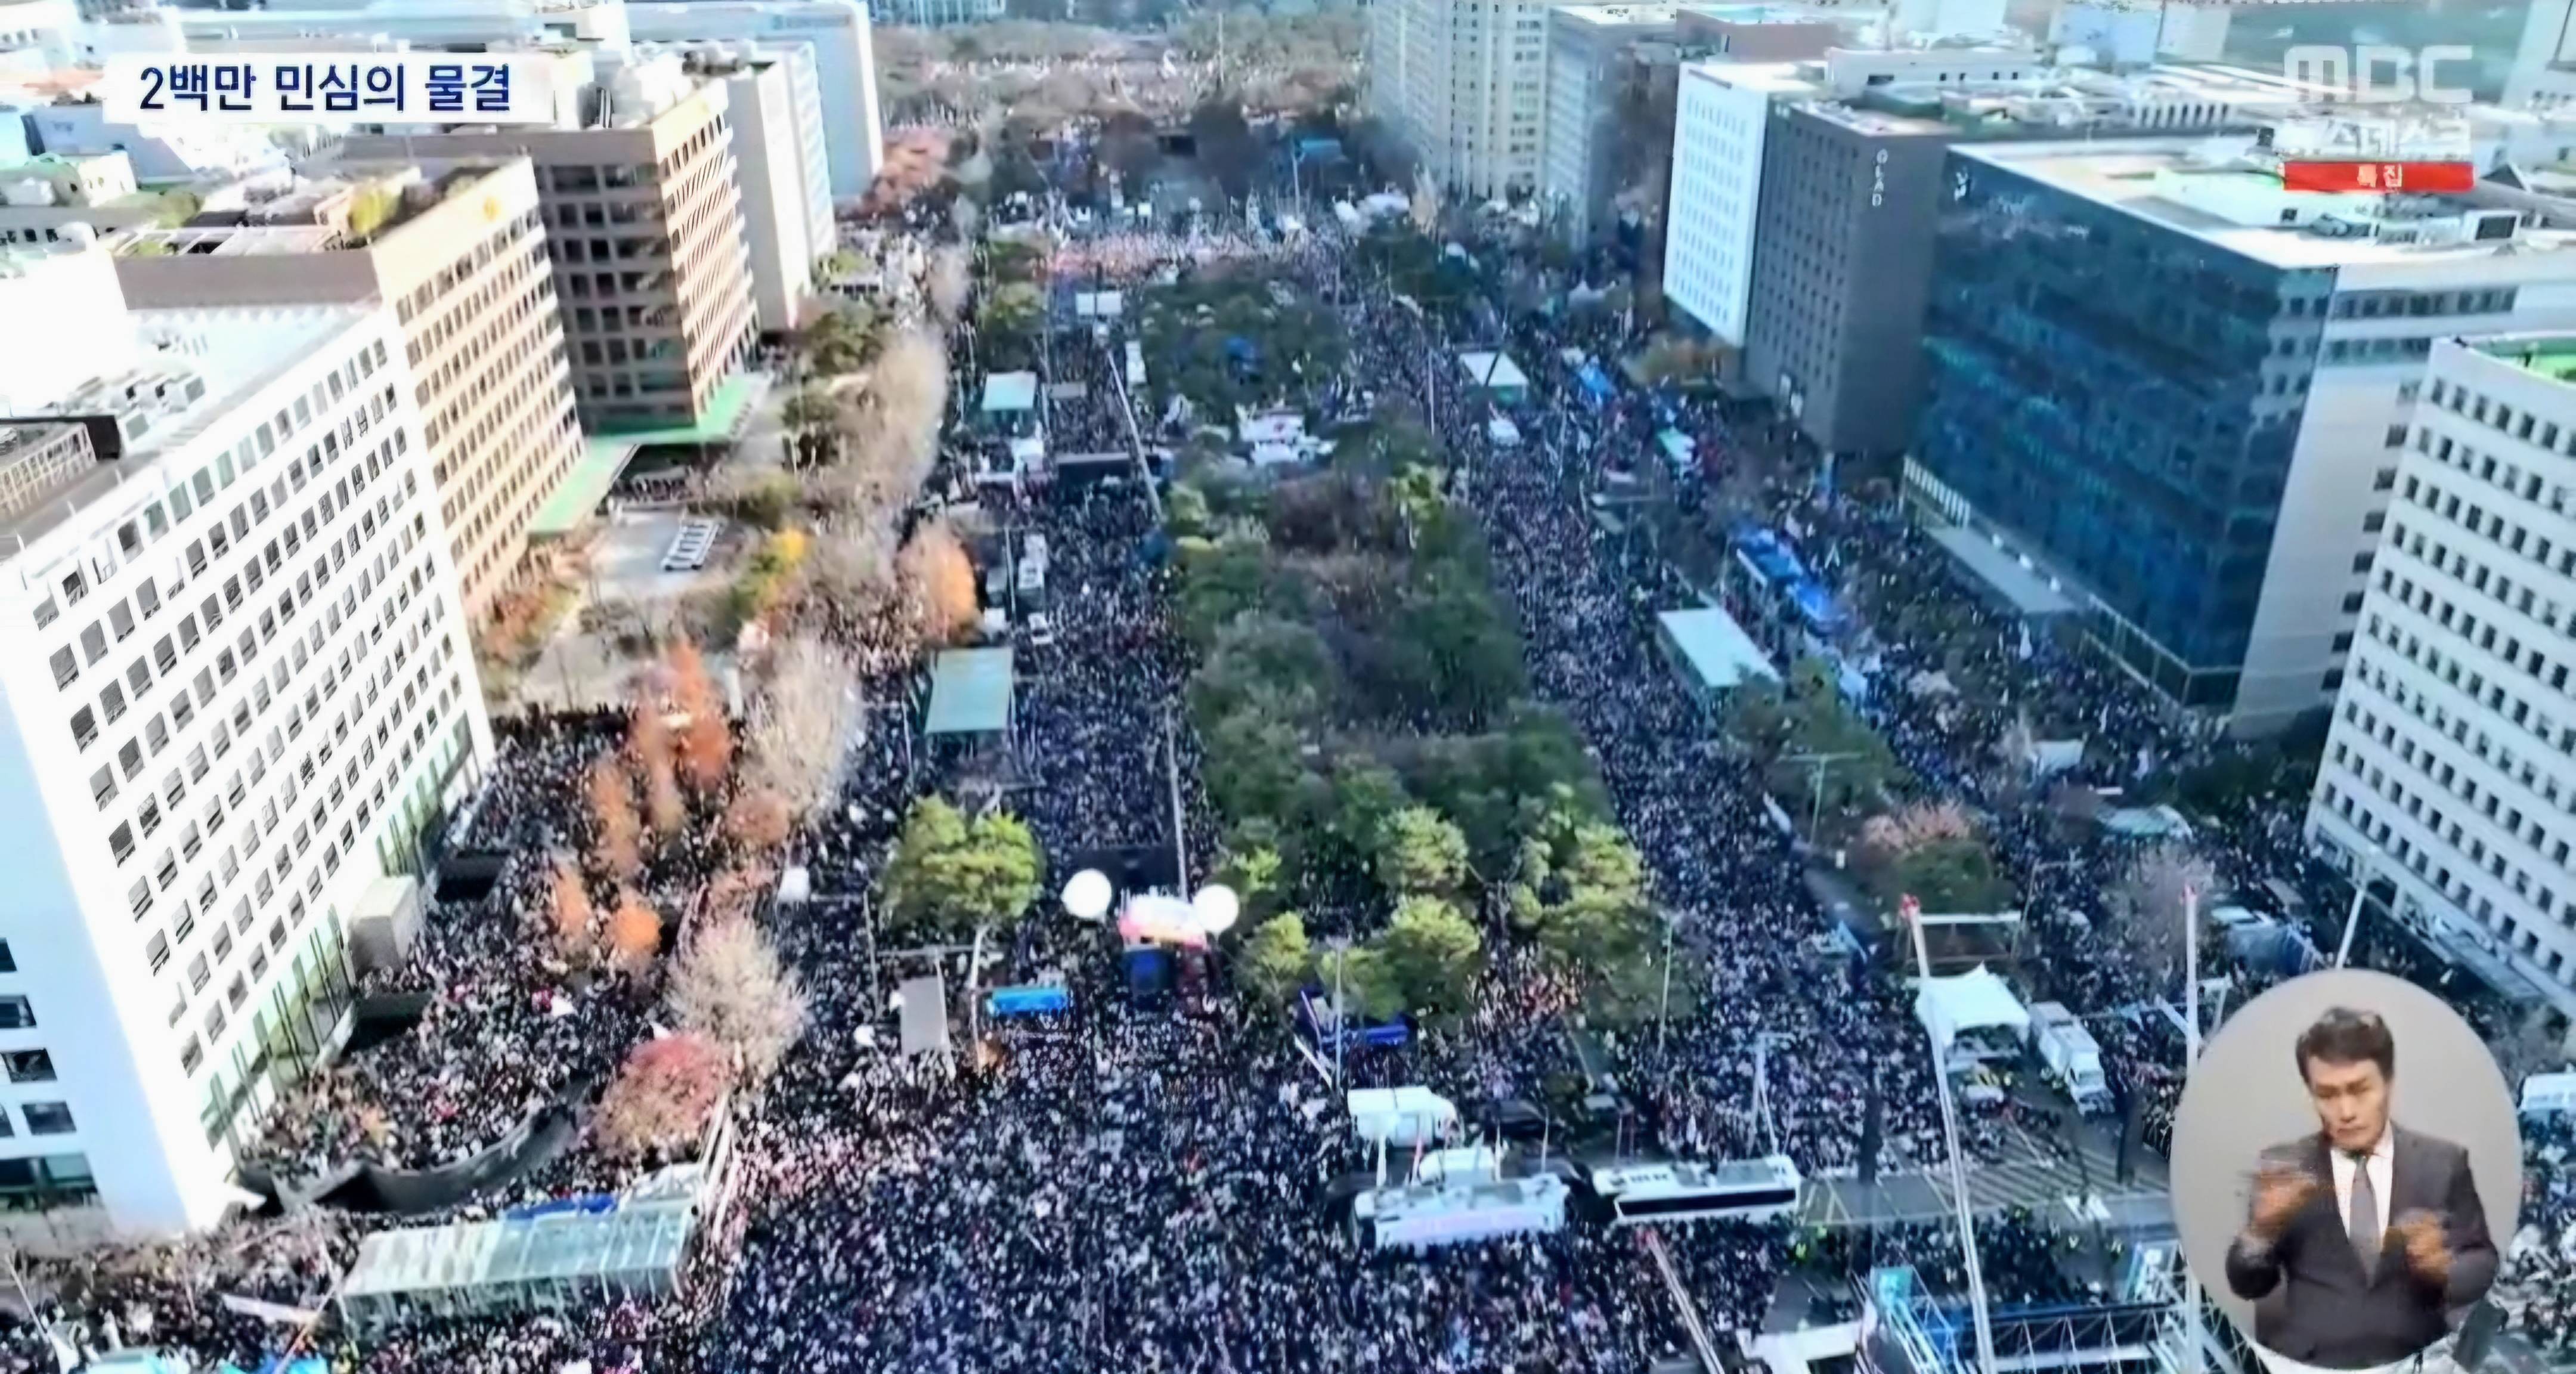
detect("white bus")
[1590,1156,1803,1226]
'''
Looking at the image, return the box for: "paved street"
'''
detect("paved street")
[1803,1116,2168,1228]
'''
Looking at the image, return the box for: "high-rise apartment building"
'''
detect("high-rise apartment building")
[1370,0,1582,200]
[112,157,581,621]
[0,242,490,1231]
[1910,138,2576,734]
[338,58,757,433]
[2308,334,2576,1004]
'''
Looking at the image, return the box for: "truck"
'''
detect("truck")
[2029,1001,2115,1115]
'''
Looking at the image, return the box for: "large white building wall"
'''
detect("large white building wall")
[724,60,814,333]
[2238,259,2576,734]
[623,0,884,198]
[1662,63,1771,345]
[0,295,490,1233]
[2308,335,2576,1010]
[0,243,135,413]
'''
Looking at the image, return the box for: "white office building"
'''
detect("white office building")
[1369,0,1580,201]
[2309,333,2576,1009]
[165,0,884,201]
[617,0,884,199]
[640,42,832,333]
[1658,42,2047,352]
[0,242,490,1233]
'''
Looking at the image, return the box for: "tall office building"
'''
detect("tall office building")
[1662,42,2037,361]
[111,157,581,621]
[166,0,885,203]
[2308,333,2576,1004]
[1370,0,1584,200]
[1542,5,1678,246]
[622,0,884,200]
[337,57,757,434]
[1739,64,2305,462]
[0,242,490,1231]
[636,42,832,335]
[1910,138,2576,734]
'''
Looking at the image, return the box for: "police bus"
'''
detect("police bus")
[1588,1156,1804,1227]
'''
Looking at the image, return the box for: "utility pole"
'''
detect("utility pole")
[2182,883,2207,1374]
[2334,845,2383,969]
[1908,896,1998,1374]
[1781,750,1867,838]
[1656,914,1678,1057]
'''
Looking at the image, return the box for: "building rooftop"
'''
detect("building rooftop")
[1957,138,2576,270]
[0,304,369,561]
[1554,4,1682,30]
[2473,333,2576,385]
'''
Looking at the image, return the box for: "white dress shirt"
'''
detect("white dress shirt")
[2330,1128,2396,1246]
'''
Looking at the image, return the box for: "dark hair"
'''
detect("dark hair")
[2296,1007,2396,1083]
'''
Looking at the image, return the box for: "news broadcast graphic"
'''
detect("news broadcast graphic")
[2268,113,2477,197]
[2169,970,2522,1373]
[100,54,562,126]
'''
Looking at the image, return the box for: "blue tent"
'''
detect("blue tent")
[1576,361,1615,407]
[1789,578,1846,634]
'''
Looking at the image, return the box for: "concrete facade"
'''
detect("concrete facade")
[336,66,758,434]
[113,159,584,621]
[2309,334,2576,1009]
[0,246,490,1231]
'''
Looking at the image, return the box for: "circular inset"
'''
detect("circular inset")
[2171,968,2521,1372]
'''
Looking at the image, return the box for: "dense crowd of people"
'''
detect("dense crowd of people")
[18,166,2576,1374]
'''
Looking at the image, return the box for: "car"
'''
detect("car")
[1027,612,1057,647]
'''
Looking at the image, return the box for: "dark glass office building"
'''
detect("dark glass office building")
[1911,147,2332,710]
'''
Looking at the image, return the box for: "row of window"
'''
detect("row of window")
[2319,780,2568,981]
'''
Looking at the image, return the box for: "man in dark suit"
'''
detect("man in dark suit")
[2223,1007,2498,1369]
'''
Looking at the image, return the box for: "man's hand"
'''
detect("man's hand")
[2247,1165,2320,1243]
[2393,1210,2453,1286]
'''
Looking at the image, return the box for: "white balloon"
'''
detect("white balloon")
[1191,884,1241,935]
[1062,869,1114,920]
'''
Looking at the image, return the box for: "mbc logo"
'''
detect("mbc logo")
[2283,46,2477,106]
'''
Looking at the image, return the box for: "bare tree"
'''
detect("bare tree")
[667,639,732,794]
[746,635,861,819]
[667,917,809,1084]
[548,856,596,957]
[608,892,663,971]
[595,1033,732,1159]
[900,518,981,646]
[587,759,643,881]
[928,246,972,327]
[2109,845,2219,982]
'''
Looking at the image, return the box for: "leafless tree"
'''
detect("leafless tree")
[595,1033,732,1159]
[667,639,732,793]
[2109,845,2219,982]
[900,518,981,647]
[928,246,971,326]
[667,917,810,1084]
[608,892,663,972]
[548,855,596,957]
[745,635,861,819]
[587,759,643,882]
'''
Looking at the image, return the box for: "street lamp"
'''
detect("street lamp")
[2334,844,2385,970]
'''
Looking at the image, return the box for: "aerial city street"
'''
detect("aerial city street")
[0,1,2572,1372]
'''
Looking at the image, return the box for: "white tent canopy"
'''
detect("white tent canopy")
[1914,965,2030,1048]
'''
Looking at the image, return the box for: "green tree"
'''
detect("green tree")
[1374,806,1469,899]
[1177,534,1309,647]
[1190,614,1340,726]
[1168,482,1213,539]
[1887,835,2013,914]
[880,798,1045,939]
[1239,912,1314,1008]
[1329,763,1409,858]
[798,305,878,376]
[1216,846,1285,920]
[1317,941,1405,1023]
[1200,706,1316,831]
[1377,896,1482,1017]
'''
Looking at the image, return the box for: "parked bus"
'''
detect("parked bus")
[1588,1156,1803,1226]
